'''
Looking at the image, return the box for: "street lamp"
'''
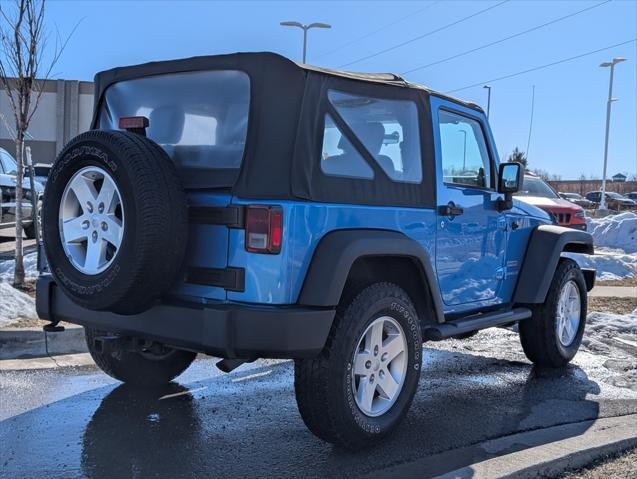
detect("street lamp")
[459,130,467,170]
[483,85,491,118]
[598,57,626,211]
[280,21,331,64]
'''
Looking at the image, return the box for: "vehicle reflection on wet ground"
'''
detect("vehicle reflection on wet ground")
[1,329,635,479]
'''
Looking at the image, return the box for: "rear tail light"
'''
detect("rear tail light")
[245,205,283,254]
[118,116,149,135]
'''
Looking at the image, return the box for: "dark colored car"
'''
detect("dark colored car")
[32,163,52,187]
[559,192,595,209]
[625,192,637,201]
[585,191,637,210]
[36,52,595,448]
[516,175,587,230]
[0,147,43,238]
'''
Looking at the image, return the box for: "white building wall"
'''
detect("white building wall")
[78,94,95,131]
[0,79,94,163]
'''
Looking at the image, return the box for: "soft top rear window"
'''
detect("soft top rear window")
[98,70,250,180]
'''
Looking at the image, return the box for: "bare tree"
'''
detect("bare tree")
[0,0,75,287]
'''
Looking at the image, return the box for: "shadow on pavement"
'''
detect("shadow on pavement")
[81,383,201,478]
[72,350,603,479]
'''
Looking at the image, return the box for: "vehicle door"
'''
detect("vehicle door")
[0,148,18,226]
[431,98,507,310]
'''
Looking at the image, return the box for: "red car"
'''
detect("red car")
[515,175,587,230]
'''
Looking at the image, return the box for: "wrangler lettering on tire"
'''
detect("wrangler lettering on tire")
[294,283,422,449]
[42,130,188,314]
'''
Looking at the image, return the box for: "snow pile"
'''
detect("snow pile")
[587,309,637,335]
[566,247,637,280]
[0,282,36,327]
[0,252,38,282]
[0,253,38,327]
[581,309,637,356]
[566,212,637,280]
[587,212,637,253]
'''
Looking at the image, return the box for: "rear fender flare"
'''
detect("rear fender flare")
[297,229,445,324]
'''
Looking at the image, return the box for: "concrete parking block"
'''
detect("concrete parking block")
[0,325,87,359]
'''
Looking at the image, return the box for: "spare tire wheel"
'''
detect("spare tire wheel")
[42,130,187,314]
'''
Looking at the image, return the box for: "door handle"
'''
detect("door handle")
[438,202,464,217]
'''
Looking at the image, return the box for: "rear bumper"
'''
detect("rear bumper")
[36,275,335,359]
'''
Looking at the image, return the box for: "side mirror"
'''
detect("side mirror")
[496,162,524,211]
[498,162,523,193]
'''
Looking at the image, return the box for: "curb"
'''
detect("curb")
[0,325,87,360]
[365,415,637,479]
[0,352,95,371]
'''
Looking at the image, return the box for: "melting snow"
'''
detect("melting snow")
[0,252,38,327]
[566,213,637,280]
[0,282,36,328]
[0,252,38,282]
[587,212,637,254]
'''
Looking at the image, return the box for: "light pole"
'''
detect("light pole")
[459,130,467,170]
[598,57,626,211]
[483,84,491,118]
[280,21,331,64]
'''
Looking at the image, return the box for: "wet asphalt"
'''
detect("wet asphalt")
[1,329,636,479]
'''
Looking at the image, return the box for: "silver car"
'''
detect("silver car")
[0,147,44,239]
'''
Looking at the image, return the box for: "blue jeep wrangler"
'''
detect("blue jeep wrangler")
[37,52,594,448]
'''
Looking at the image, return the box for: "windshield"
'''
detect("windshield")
[515,177,558,198]
[0,148,18,175]
[98,70,250,173]
[607,192,625,199]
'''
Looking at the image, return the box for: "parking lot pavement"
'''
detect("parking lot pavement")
[589,285,636,298]
[1,329,636,479]
[0,229,36,257]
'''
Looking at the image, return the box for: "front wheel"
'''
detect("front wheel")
[519,259,587,368]
[294,282,422,449]
[85,327,196,386]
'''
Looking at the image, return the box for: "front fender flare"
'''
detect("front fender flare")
[514,225,594,304]
[297,229,444,324]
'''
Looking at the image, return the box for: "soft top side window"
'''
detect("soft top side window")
[323,90,422,184]
[321,113,374,180]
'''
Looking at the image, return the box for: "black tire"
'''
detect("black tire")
[85,327,196,386]
[519,259,587,368]
[23,200,41,239]
[294,282,422,449]
[42,130,187,314]
[23,222,36,239]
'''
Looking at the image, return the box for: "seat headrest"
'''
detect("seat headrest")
[337,122,385,155]
[148,105,185,144]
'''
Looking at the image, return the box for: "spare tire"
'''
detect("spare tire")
[42,130,187,314]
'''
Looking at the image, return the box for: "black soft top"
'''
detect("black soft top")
[92,52,479,207]
[93,52,480,114]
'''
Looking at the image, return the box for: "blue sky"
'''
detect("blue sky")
[40,0,637,179]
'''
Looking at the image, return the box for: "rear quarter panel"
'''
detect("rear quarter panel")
[227,199,436,304]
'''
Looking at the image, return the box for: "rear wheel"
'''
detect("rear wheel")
[85,327,196,386]
[519,259,587,368]
[294,282,422,449]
